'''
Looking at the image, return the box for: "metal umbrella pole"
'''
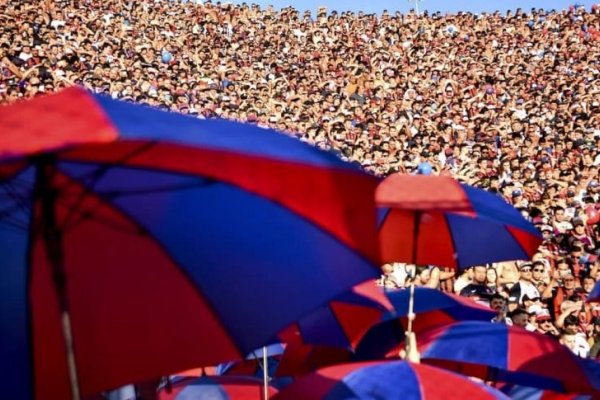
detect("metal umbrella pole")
[37,157,81,400]
[262,346,269,400]
[404,211,421,363]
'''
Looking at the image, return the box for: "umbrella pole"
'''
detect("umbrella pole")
[37,159,81,400]
[262,346,269,400]
[404,212,421,363]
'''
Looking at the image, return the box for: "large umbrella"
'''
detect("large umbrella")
[272,360,510,399]
[376,174,542,359]
[158,375,279,400]
[354,287,496,359]
[377,174,542,268]
[417,321,600,395]
[0,88,381,399]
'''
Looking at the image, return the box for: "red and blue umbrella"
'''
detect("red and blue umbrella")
[500,384,593,400]
[376,174,542,268]
[282,280,393,349]
[417,321,600,395]
[272,360,510,399]
[353,287,496,359]
[158,375,278,400]
[0,88,381,398]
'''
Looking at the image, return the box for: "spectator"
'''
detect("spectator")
[560,315,590,357]
[459,265,495,306]
[507,308,529,329]
[509,263,541,304]
[535,311,560,339]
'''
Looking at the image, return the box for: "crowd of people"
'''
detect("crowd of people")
[1,0,600,360]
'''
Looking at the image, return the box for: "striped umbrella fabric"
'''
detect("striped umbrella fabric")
[377,174,542,268]
[272,360,509,400]
[417,321,600,395]
[0,87,381,399]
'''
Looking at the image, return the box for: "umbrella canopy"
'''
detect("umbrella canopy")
[354,287,496,359]
[282,280,393,349]
[417,321,600,395]
[0,88,381,399]
[158,375,278,400]
[376,174,542,268]
[272,360,509,400]
[501,384,592,400]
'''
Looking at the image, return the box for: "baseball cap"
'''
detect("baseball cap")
[541,225,553,232]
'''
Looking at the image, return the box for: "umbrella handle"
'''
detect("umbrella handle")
[403,280,421,363]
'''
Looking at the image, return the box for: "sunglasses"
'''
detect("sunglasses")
[521,268,532,272]
[533,268,544,272]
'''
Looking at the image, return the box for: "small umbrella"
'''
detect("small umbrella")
[376,174,542,360]
[377,174,542,268]
[0,88,381,399]
[354,287,496,359]
[417,321,600,395]
[272,360,510,399]
[282,280,393,349]
[158,375,278,400]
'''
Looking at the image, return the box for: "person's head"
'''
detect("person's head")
[490,294,506,312]
[523,294,542,309]
[560,332,577,352]
[532,261,545,281]
[518,263,533,282]
[583,276,595,294]
[509,308,529,328]
[562,273,576,290]
[536,314,554,331]
[486,267,498,286]
[556,258,572,278]
[415,266,431,285]
[563,315,579,335]
[472,265,487,284]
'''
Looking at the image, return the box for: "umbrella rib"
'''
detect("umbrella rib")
[52,194,147,237]
[95,180,218,198]
[0,180,33,218]
[57,141,158,232]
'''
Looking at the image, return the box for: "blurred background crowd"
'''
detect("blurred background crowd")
[1,0,600,359]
